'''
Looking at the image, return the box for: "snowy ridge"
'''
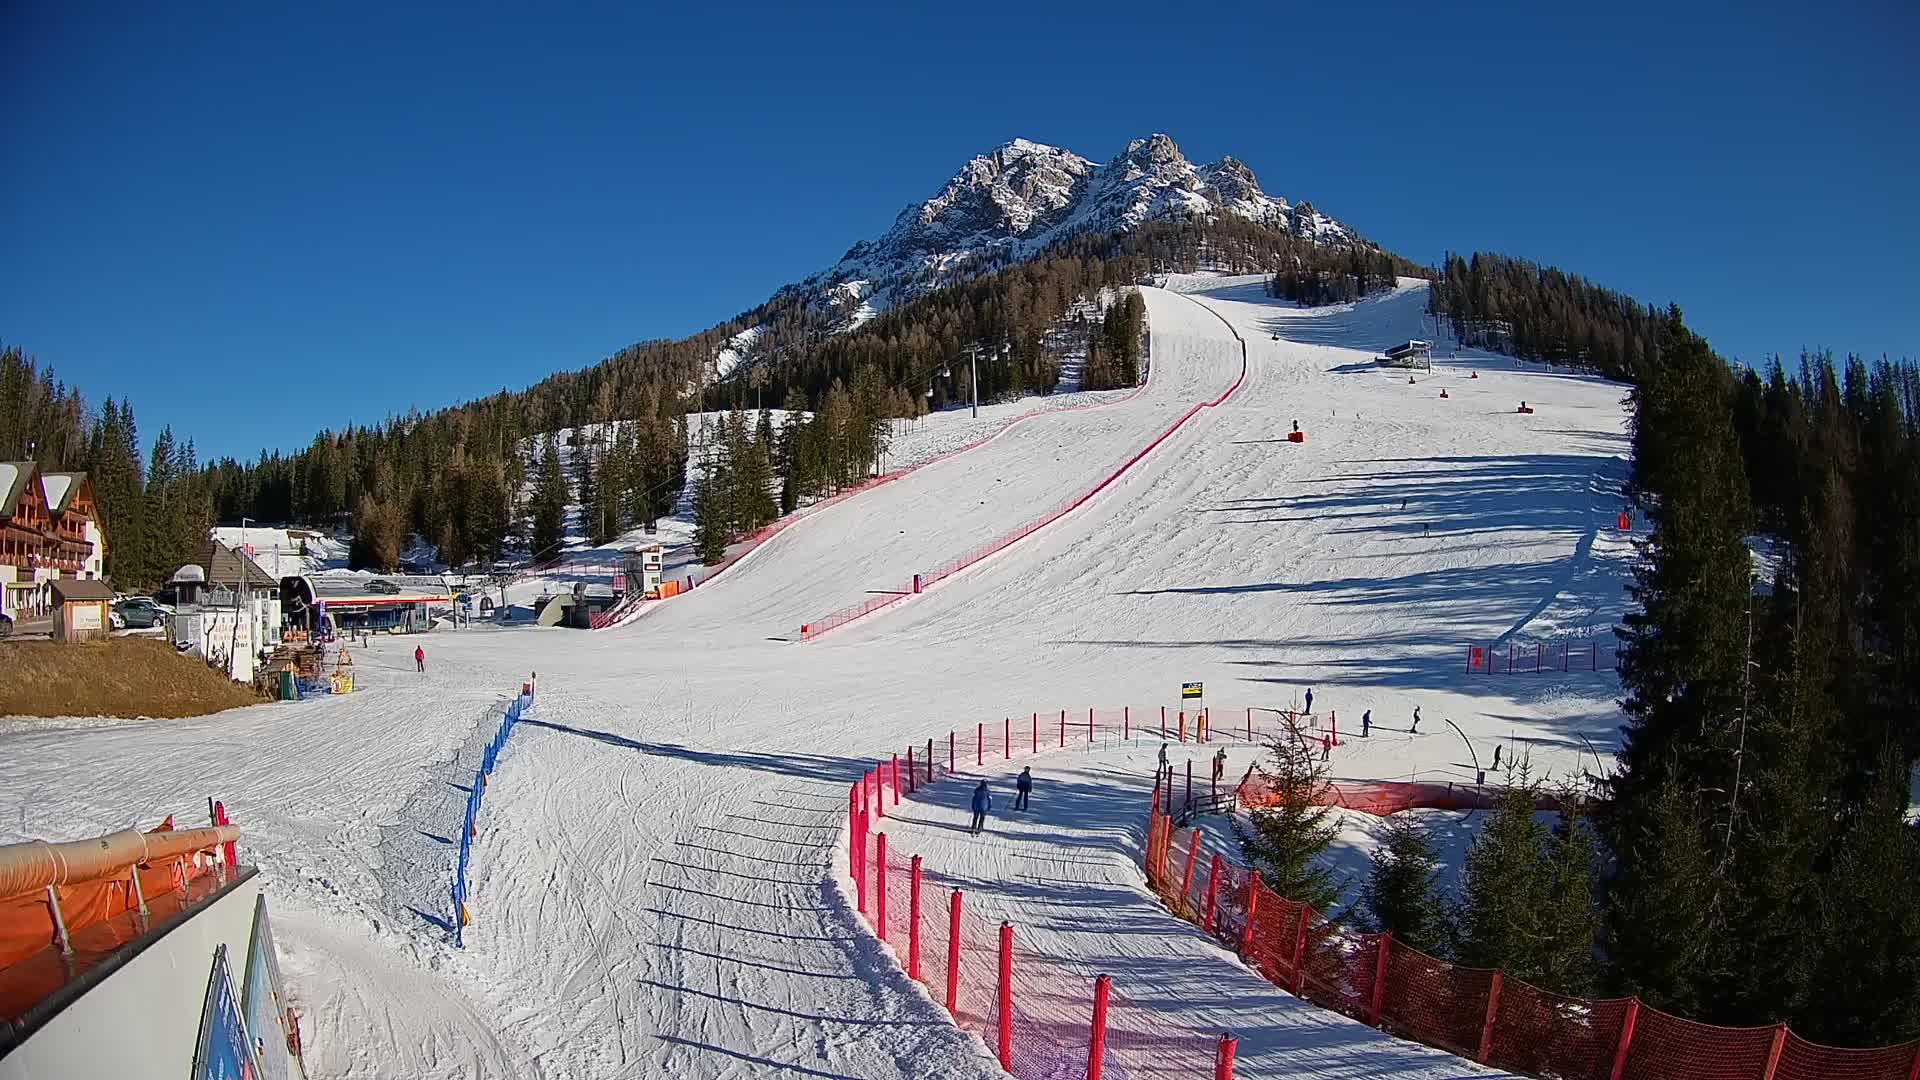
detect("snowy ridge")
[787,134,1360,314]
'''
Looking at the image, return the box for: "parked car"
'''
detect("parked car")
[114,599,169,629]
[109,607,128,630]
[0,612,12,639]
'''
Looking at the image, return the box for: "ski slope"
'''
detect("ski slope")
[0,277,1636,1079]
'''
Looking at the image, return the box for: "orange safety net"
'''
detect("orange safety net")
[0,854,212,972]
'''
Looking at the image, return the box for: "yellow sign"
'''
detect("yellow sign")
[1181,682,1203,699]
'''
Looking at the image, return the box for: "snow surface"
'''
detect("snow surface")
[1,276,1636,1079]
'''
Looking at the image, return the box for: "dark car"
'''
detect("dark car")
[0,612,12,639]
[114,599,169,629]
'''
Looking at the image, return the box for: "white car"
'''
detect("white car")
[109,608,128,630]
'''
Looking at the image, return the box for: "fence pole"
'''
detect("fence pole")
[945,890,963,1015]
[1607,998,1641,1080]
[1179,828,1202,912]
[1291,905,1310,994]
[1179,710,1187,741]
[874,766,885,819]
[1186,759,1193,813]
[848,783,859,879]
[977,723,983,766]
[1214,1032,1238,1080]
[892,754,900,805]
[909,856,923,981]
[997,922,1014,1071]
[1004,717,1010,760]
[1203,853,1223,932]
[928,738,935,782]
[1161,705,1166,738]
[1477,970,1503,1063]
[1087,974,1112,1080]
[948,732,954,774]
[1906,1045,1920,1080]
[875,833,889,941]
[906,747,915,794]
[1089,706,1094,742]
[1239,876,1259,956]
[1369,933,1392,1027]
[1760,1025,1788,1080]
[1247,707,1252,742]
[1124,705,1129,740]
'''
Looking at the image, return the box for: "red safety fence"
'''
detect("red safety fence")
[1467,638,1622,675]
[801,325,1248,641]
[1143,791,1920,1080]
[850,756,1233,1079]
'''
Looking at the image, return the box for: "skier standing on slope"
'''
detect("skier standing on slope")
[1304,687,1314,715]
[1410,706,1421,734]
[970,780,992,835]
[1361,709,1372,738]
[415,645,425,673]
[1014,767,1032,812]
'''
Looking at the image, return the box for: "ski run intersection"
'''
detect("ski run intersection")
[0,276,1636,1079]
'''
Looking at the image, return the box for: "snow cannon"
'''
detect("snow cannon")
[1617,512,1631,530]
[1287,430,1305,443]
[1407,376,1416,384]
[1439,389,1449,399]
[1516,401,1535,414]
[1470,371,1479,379]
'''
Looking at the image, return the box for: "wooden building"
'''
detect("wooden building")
[0,463,106,621]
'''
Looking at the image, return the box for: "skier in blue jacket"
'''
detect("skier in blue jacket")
[1304,687,1314,715]
[970,780,992,835]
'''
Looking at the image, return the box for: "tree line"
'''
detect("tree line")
[2,346,213,589]
[1265,247,1406,306]
[1426,251,1664,382]
[1239,307,1919,1048]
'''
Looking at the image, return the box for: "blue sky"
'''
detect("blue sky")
[4,2,1915,460]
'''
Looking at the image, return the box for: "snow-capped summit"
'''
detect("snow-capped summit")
[797,134,1359,310]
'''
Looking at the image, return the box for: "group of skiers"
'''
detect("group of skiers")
[969,767,1032,835]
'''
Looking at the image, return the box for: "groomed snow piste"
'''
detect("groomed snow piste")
[0,276,1634,1079]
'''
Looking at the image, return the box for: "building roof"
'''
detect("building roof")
[39,472,88,514]
[195,541,279,589]
[0,462,34,519]
[49,578,114,602]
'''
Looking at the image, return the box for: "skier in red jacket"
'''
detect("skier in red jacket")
[415,645,425,673]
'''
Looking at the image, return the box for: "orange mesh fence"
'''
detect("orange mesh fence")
[1775,1030,1920,1080]
[1376,941,1493,1057]
[1620,1009,1779,1080]
[0,837,224,971]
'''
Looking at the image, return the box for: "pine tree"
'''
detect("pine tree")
[530,435,568,563]
[1359,815,1449,956]
[692,459,729,565]
[1806,749,1920,1045]
[1457,775,1554,980]
[590,440,623,546]
[1232,716,1339,911]
[1604,779,1720,1013]
[1538,793,1600,996]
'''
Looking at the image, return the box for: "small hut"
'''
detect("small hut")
[48,578,114,643]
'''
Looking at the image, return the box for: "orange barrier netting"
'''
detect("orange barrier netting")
[1143,793,1920,1080]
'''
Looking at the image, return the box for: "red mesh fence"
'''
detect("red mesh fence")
[1466,638,1622,674]
[1139,794,1919,1080]
[802,346,1248,641]
[847,714,1920,1080]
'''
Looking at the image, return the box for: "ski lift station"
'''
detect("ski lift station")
[1376,339,1433,369]
[279,574,453,635]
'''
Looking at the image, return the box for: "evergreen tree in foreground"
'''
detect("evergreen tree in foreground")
[1232,716,1339,911]
[1359,815,1449,956]
[692,457,730,565]
[530,435,568,563]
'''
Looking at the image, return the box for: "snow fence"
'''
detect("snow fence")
[837,704,1920,1079]
[1143,791,1920,1080]
[450,677,536,947]
[1466,638,1623,675]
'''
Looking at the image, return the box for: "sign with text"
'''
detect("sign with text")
[1180,682,1203,700]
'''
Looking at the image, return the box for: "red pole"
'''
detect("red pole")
[977,722,983,766]
[213,801,237,867]
[1058,708,1064,747]
[892,754,900,805]
[1004,716,1010,760]
[1247,707,1252,742]
[1291,905,1310,994]
[1214,1032,1237,1080]
[908,855,923,981]
[946,890,963,1014]
[1179,828,1202,912]
[1608,999,1640,1080]
[1369,933,1392,1027]
[855,824,869,916]
[1087,974,1112,1080]
[1179,710,1186,741]
[1239,876,1260,957]
[1905,1045,1920,1080]
[874,766,884,819]
[1203,853,1224,932]
[949,731,955,774]
[1760,1025,1787,1080]
[876,832,889,942]
[1477,970,1503,1063]
[1124,705,1129,740]
[1034,712,1039,754]
[906,746,915,794]
[997,922,1013,1071]
[1088,706,1094,741]
[1161,705,1166,738]
[848,783,859,879]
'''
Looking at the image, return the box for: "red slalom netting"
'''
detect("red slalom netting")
[1465,638,1623,675]
[1142,794,1920,1080]
[802,333,1248,641]
[849,710,1920,1080]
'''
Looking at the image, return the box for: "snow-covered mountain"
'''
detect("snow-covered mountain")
[790,134,1359,312]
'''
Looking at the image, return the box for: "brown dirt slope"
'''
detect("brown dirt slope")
[0,637,267,719]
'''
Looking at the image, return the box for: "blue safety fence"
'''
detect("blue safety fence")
[451,678,537,947]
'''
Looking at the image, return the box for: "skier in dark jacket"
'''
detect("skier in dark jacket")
[969,781,991,835]
[1361,709,1372,738]
[1304,687,1314,715]
[1014,767,1032,811]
